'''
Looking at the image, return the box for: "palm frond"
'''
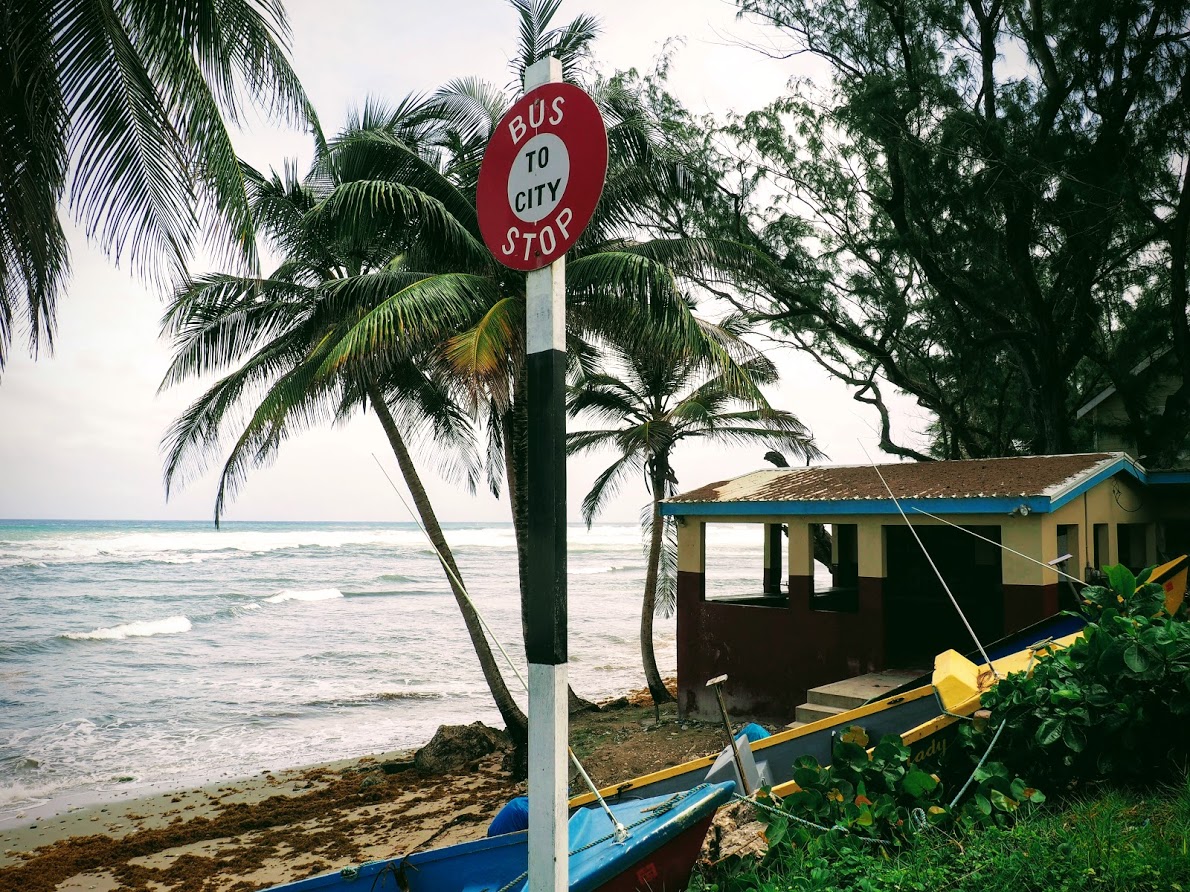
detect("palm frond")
[373,363,482,496]
[428,76,506,155]
[0,2,67,369]
[566,426,631,456]
[309,179,490,271]
[320,273,497,375]
[639,503,678,618]
[443,295,523,409]
[58,0,195,280]
[210,339,344,523]
[579,451,642,526]
[161,333,312,497]
[159,273,316,387]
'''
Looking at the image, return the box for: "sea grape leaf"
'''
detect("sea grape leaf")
[990,789,1018,812]
[902,768,938,798]
[1106,565,1136,600]
[1062,723,1087,753]
[1124,643,1149,673]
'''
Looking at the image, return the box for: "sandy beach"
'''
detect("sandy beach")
[0,685,729,892]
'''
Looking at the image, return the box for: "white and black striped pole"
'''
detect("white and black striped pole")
[475,55,608,892]
[523,54,568,892]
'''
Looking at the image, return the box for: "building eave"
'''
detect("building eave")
[662,452,1145,518]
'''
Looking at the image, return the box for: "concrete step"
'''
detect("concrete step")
[806,669,925,710]
[794,702,848,725]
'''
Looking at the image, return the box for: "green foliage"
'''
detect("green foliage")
[1,0,311,372]
[693,779,1190,892]
[751,726,1041,856]
[677,0,1190,461]
[975,563,1190,786]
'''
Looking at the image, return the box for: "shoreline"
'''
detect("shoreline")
[0,748,418,867]
[0,682,728,892]
[0,747,422,833]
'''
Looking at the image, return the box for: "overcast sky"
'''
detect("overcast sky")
[0,0,930,523]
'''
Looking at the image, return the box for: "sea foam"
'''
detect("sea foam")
[263,588,343,604]
[63,616,192,641]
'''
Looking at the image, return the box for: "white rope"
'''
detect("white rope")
[948,719,1007,809]
[735,793,893,848]
[859,445,998,677]
[372,455,527,690]
[371,454,627,840]
[911,508,1086,586]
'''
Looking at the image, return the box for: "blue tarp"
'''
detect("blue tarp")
[739,722,770,742]
[487,795,530,836]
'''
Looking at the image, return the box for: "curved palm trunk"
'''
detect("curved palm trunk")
[642,463,675,706]
[366,381,528,749]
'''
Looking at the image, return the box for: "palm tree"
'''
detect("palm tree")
[0,0,311,373]
[567,308,821,705]
[158,106,529,749]
[404,8,766,672]
[273,1,765,706]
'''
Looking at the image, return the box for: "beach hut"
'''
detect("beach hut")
[663,452,1190,721]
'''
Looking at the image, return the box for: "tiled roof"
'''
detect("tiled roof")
[668,453,1122,505]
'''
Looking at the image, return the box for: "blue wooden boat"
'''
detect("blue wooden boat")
[263,781,734,892]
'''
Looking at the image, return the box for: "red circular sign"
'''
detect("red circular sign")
[477,82,608,271]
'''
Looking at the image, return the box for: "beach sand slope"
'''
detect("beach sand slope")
[0,686,728,892]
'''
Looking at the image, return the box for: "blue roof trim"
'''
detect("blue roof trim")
[1149,470,1190,485]
[661,495,1052,518]
[663,455,1153,518]
[1047,456,1143,512]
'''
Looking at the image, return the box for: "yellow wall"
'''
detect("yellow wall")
[676,519,704,573]
[858,522,886,578]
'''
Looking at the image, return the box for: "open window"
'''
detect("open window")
[703,522,787,606]
[811,523,858,612]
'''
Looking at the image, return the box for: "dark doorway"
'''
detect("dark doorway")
[883,525,1004,667]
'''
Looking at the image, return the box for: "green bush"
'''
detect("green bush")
[693,779,1190,892]
[975,563,1190,786]
[749,726,1042,857]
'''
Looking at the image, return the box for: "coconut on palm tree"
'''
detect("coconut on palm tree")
[0,0,311,372]
[568,307,821,705]
[158,106,529,749]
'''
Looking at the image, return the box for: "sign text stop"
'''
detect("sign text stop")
[477,82,608,271]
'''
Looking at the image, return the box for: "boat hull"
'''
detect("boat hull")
[595,813,716,892]
[570,609,1101,807]
[262,781,734,892]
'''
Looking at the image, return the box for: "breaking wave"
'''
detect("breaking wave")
[62,616,192,641]
[263,588,343,604]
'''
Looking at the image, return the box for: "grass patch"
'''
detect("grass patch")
[692,780,1190,892]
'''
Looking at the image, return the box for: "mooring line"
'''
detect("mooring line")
[859,444,998,677]
[911,508,1085,586]
[370,453,629,841]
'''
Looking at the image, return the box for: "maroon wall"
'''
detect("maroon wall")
[677,571,886,721]
[1002,583,1060,634]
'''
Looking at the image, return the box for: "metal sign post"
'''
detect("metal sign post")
[523,56,568,892]
[475,57,608,892]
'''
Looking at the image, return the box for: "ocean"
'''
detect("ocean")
[0,518,777,825]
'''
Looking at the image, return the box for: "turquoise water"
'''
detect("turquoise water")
[0,519,699,822]
[0,518,779,823]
